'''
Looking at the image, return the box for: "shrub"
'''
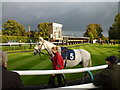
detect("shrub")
[2,35,38,43]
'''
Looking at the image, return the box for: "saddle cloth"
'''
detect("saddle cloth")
[61,47,75,60]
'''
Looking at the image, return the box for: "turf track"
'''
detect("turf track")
[7,43,120,85]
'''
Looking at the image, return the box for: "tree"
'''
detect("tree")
[101,35,108,41]
[109,13,120,39]
[88,32,94,43]
[34,31,41,38]
[84,24,103,39]
[38,22,50,38]
[2,20,26,36]
[26,30,35,37]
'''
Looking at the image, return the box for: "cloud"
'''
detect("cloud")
[2,2,118,36]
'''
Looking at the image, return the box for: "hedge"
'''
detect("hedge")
[1,45,36,51]
[2,35,39,43]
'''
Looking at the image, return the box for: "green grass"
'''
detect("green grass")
[0,44,35,51]
[6,43,120,85]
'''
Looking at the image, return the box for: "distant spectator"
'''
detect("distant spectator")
[113,41,116,45]
[93,55,120,89]
[0,50,24,89]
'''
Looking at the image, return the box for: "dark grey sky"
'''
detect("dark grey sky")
[2,2,118,37]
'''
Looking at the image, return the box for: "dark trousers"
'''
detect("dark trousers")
[56,74,63,86]
[48,74,67,88]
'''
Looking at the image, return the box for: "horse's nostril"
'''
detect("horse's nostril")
[34,52,36,55]
[34,51,37,55]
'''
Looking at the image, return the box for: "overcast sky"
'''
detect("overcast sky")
[2,2,118,37]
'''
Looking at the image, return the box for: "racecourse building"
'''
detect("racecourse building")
[48,22,63,42]
[62,36,89,45]
[47,22,89,45]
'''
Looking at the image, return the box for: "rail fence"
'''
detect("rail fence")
[0,42,90,51]
[13,65,108,75]
[13,64,120,89]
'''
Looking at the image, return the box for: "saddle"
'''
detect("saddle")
[61,47,75,60]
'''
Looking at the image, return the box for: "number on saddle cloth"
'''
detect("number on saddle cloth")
[61,47,75,60]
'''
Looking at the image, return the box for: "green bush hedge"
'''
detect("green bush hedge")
[2,35,38,43]
[1,45,36,51]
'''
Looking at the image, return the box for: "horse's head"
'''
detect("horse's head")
[34,37,46,55]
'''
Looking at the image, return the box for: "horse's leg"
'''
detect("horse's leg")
[79,49,92,83]
[81,71,88,84]
[78,60,86,83]
[82,71,94,84]
[81,60,92,83]
[81,62,88,83]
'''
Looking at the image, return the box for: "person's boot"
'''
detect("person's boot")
[47,76,56,88]
[56,74,63,87]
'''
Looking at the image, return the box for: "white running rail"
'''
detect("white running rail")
[13,63,120,89]
[14,63,120,75]
[13,65,108,75]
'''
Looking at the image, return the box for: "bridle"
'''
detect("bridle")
[36,40,53,56]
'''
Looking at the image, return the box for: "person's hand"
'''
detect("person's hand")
[52,74,55,77]
[49,56,52,60]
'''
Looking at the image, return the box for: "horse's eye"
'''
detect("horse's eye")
[38,43,40,45]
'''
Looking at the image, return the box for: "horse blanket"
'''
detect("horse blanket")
[61,47,75,60]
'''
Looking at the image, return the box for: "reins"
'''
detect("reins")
[38,40,53,56]
[37,40,68,67]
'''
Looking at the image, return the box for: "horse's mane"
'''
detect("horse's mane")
[44,40,55,46]
[43,40,56,54]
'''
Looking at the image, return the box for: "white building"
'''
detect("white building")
[48,22,63,41]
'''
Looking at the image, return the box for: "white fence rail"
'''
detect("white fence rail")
[0,42,61,46]
[61,83,97,89]
[14,63,120,75]
[0,43,36,46]
[14,65,108,75]
[13,64,120,89]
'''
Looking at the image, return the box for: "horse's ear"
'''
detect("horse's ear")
[39,37,44,41]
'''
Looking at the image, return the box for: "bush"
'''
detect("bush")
[2,35,38,43]
[2,45,36,51]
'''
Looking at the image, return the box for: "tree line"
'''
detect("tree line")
[83,24,108,42]
[2,20,50,39]
[1,13,120,42]
[84,13,120,41]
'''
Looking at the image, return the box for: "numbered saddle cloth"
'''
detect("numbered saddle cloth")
[61,47,75,60]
